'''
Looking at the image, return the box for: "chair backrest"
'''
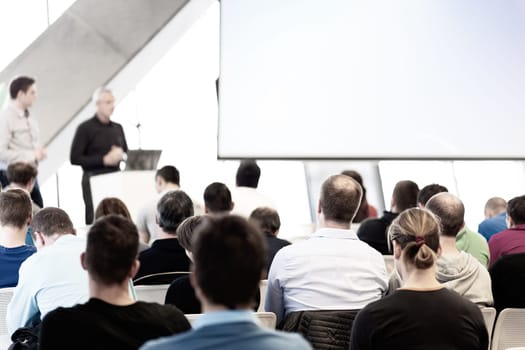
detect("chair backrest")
[481,307,497,347]
[491,308,525,350]
[134,284,171,304]
[185,312,277,329]
[0,287,15,336]
[258,280,268,312]
[133,271,189,286]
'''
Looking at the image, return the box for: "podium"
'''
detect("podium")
[90,171,158,220]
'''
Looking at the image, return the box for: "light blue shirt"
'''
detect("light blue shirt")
[6,234,89,334]
[141,310,311,350]
[266,227,388,323]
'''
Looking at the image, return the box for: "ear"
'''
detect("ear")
[393,241,402,260]
[204,205,210,214]
[317,200,322,214]
[72,228,77,236]
[230,201,235,211]
[80,252,88,271]
[129,260,140,279]
[33,231,45,249]
[436,244,442,259]
[155,214,159,225]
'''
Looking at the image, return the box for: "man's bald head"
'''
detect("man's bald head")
[425,192,465,237]
[484,197,506,218]
[319,174,363,225]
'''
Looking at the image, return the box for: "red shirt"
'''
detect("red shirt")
[488,224,525,266]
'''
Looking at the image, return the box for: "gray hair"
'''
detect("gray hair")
[92,87,112,104]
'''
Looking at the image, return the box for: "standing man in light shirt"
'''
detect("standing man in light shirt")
[266,175,388,323]
[0,76,47,208]
[70,87,128,225]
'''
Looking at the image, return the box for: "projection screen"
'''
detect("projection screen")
[218,0,525,159]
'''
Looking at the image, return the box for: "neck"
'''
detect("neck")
[0,225,28,247]
[89,278,134,306]
[163,184,180,192]
[400,265,442,291]
[96,113,110,124]
[14,100,27,113]
[439,235,459,255]
[157,231,177,240]
[319,218,350,230]
[201,298,251,313]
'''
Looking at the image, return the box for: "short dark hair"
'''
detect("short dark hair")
[392,180,420,212]
[157,190,194,233]
[319,175,362,224]
[425,193,465,237]
[193,215,266,309]
[85,215,139,285]
[203,182,233,213]
[507,195,525,225]
[7,162,38,185]
[10,76,35,99]
[417,184,448,206]
[32,207,74,237]
[0,189,32,228]
[176,215,204,252]
[236,160,261,188]
[249,207,281,236]
[156,166,180,186]
[94,197,131,220]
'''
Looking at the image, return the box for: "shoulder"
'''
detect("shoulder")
[134,301,188,323]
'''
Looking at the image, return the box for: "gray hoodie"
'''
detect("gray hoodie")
[435,252,493,306]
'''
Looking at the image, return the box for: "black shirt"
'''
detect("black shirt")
[266,234,291,274]
[350,288,488,350]
[357,211,398,255]
[39,298,191,350]
[135,238,191,280]
[70,115,128,172]
[165,275,201,314]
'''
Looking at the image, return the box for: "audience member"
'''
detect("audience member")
[416,183,489,266]
[489,195,525,266]
[357,180,419,254]
[7,207,88,335]
[40,215,191,349]
[164,215,204,314]
[142,215,311,350]
[478,197,507,241]
[341,170,378,222]
[5,162,40,215]
[203,182,234,215]
[489,252,525,312]
[350,208,488,350]
[249,207,290,275]
[136,165,203,244]
[134,190,193,281]
[95,197,149,252]
[231,160,276,217]
[416,183,448,208]
[425,193,493,305]
[0,76,46,208]
[0,190,35,288]
[266,175,387,323]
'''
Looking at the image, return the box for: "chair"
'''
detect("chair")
[481,307,497,347]
[133,271,189,286]
[258,280,268,312]
[0,287,15,336]
[383,255,395,274]
[134,284,171,304]
[491,308,525,350]
[185,312,277,329]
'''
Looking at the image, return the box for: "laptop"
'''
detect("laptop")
[124,150,162,171]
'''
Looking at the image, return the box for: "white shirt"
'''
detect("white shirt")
[7,234,89,334]
[231,187,277,218]
[265,227,388,323]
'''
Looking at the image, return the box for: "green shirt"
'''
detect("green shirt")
[456,227,490,268]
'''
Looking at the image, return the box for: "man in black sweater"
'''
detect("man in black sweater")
[39,215,190,350]
[70,87,128,224]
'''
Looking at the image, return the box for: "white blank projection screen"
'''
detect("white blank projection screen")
[218,0,525,159]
